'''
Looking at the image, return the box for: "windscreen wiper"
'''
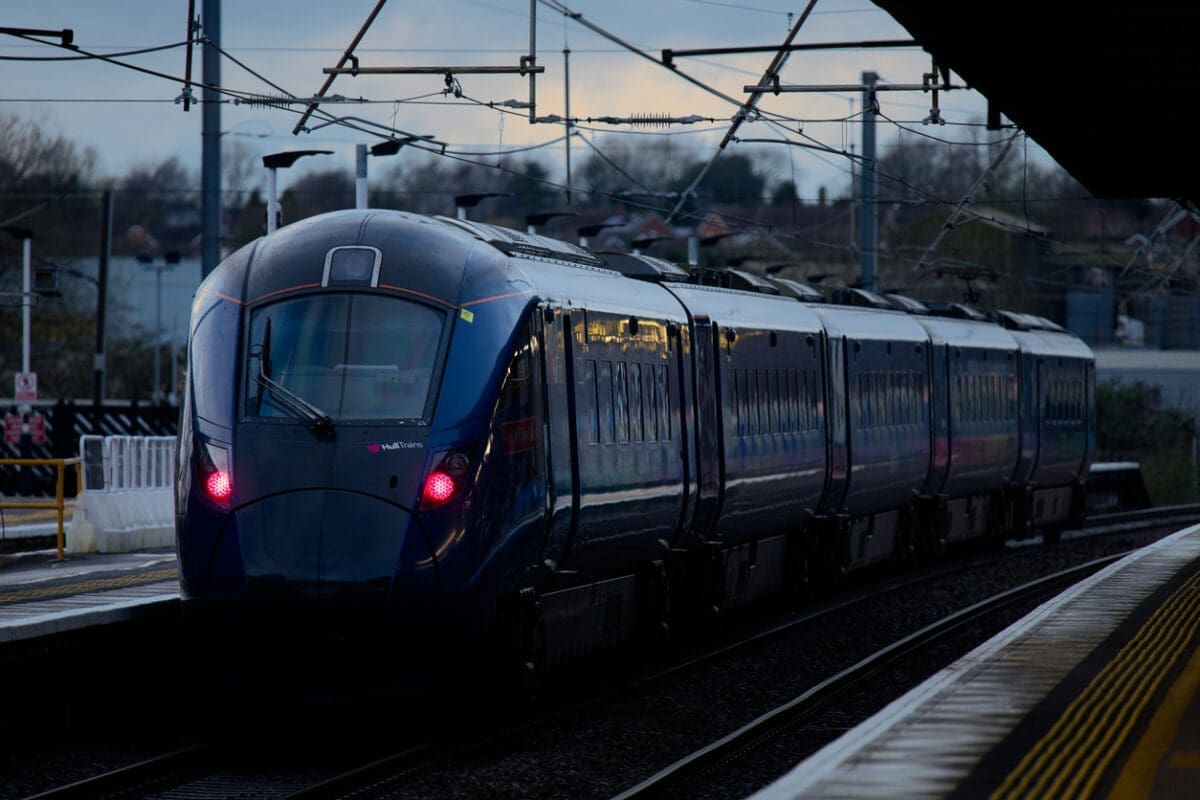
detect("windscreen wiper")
[251,318,335,435]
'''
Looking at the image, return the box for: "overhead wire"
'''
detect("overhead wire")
[0,40,190,61]
[1,6,1184,291]
[663,0,819,223]
[537,0,746,109]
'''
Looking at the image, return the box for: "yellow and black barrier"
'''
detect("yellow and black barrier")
[0,457,84,561]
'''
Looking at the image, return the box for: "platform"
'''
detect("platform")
[752,522,1200,799]
[0,544,178,645]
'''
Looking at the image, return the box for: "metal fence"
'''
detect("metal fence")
[78,435,176,493]
[1,401,178,496]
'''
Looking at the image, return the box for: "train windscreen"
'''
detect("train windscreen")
[245,293,444,422]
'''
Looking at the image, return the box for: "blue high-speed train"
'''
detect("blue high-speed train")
[175,209,1094,691]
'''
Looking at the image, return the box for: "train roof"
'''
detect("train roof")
[915,314,1020,352]
[665,281,825,334]
[211,211,1093,364]
[435,216,607,269]
[810,302,932,344]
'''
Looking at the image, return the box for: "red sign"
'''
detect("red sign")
[3,414,19,445]
[2,413,43,445]
[28,413,45,445]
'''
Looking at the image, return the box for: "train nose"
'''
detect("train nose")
[233,489,430,596]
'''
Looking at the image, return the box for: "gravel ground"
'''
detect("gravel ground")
[360,527,1172,800]
[0,526,1173,800]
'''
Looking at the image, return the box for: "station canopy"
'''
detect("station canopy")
[872,1,1200,207]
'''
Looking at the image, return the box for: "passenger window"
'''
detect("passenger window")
[659,364,671,440]
[600,361,615,443]
[879,373,887,427]
[736,369,746,437]
[800,370,809,431]
[629,362,643,443]
[644,362,658,441]
[614,362,629,443]
[586,359,600,444]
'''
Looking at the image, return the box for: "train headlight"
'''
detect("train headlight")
[419,449,471,509]
[196,438,233,507]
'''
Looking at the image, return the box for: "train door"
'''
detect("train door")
[1032,357,1046,478]
[669,319,697,546]
[690,316,723,541]
[1011,346,1039,486]
[924,341,949,495]
[536,304,579,570]
[821,335,850,514]
[557,309,687,575]
[1083,360,1096,473]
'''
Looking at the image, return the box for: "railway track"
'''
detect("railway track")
[18,505,1197,800]
[605,555,1125,800]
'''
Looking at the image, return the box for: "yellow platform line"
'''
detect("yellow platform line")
[1107,641,1200,796]
[0,567,178,605]
[0,506,75,524]
[991,571,1200,800]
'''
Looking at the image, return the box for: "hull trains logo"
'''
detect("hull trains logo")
[366,441,424,453]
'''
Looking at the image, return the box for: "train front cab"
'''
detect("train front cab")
[176,211,546,693]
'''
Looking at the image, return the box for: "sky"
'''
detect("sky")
[1,0,1053,207]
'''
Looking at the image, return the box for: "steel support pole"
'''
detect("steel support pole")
[153,266,162,403]
[563,47,572,205]
[355,144,368,209]
[859,70,878,293]
[200,0,222,276]
[266,168,279,234]
[93,190,112,410]
[21,235,31,375]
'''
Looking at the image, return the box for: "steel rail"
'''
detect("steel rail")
[23,744,212,800]
[606,554,1126,800]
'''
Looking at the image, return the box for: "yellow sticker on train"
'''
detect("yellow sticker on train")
[460,308,474,323]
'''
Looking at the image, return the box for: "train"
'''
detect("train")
[175,208,1094,695]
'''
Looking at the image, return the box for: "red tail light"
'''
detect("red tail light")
[419,450,471,509]
[196,437,233,507]
[206,470,233,502]
[422,471,457,505]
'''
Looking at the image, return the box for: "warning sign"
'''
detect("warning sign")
[28,412,45,445]
[3,414,20,445]
[14,372,36,403]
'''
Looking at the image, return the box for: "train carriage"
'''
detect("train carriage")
[665,281,829,607]
[810,296,934,570]
[994,311,1096,533]
[915,306,1022,548]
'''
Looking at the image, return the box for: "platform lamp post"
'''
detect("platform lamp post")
[4,227,34,378]
[356,135,435,210]
[263,150,333,234]
[525,211,576,236]
[631,232,672,257]
[453,192,513,222]
[136,250,181,404]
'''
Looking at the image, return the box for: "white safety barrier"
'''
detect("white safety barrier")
[68,435,177,554]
